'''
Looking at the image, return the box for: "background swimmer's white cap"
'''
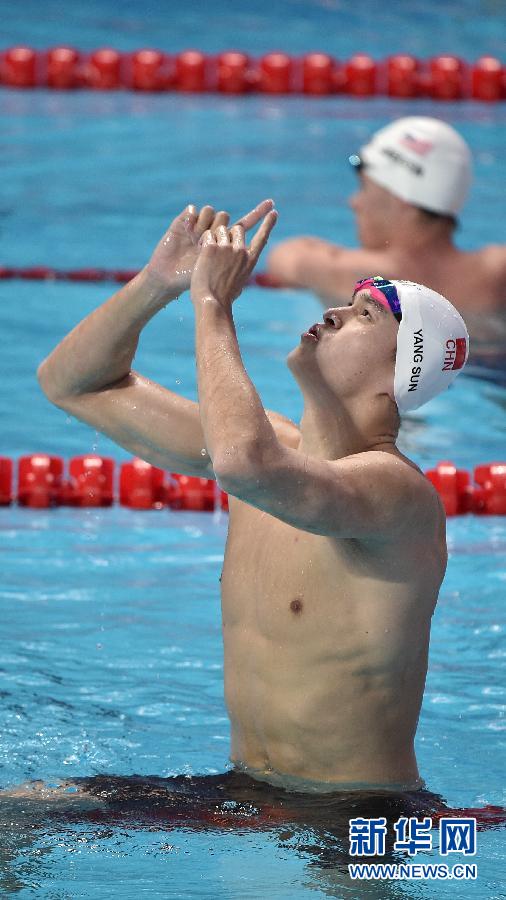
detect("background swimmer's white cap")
[354,277,470,413]
[349,117,472,216]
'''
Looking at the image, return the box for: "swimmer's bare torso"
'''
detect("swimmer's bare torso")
[220,418,446,792]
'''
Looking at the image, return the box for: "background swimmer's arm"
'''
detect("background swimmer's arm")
[266,237,391,306]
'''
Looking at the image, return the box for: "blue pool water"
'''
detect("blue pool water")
[1,1,505,897]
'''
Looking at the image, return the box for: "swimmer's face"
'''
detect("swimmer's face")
[288,289,398,403]
[349,173,403,250]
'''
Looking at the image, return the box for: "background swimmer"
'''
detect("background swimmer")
[37,197,469,794]
[266,117,506,357]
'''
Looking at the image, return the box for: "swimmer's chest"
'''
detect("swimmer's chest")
[220,499,365,640]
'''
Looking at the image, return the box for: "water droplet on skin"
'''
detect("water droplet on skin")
[201,449,207,456]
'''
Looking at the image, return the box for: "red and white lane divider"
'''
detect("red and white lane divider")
[1,455,505,516]
[0,265,282,288]
[0,455,228,512]
[0,47,504,101]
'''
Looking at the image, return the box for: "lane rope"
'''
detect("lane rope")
[1,456,505,515]
[0,265,282,288]
[0,48,504,100]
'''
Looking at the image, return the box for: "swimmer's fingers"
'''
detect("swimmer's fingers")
[195,206,230,238]
[169,204,198,234]
[247,209,278,267]
[199,229,216,248]
[215,225,231,247]
[194,205,217,237]
[210,210,230,233]
[231,224,245,250]
[235,199,274,233]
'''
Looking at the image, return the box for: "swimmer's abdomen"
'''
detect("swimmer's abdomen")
[223,617,429,785]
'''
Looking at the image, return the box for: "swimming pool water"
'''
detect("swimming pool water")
[1,505,505,898]
[1,1,505,896]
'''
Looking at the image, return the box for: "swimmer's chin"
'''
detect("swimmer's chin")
[286,340,320,373]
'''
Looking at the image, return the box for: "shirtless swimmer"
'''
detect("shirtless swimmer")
[36,199,469,794]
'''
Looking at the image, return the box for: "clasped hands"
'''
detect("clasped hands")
[146,199,278,308]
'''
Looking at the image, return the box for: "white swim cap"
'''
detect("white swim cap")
[353,277,469,414]
[349,117,472,216]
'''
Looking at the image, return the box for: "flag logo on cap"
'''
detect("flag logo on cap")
[399,133,434,156]
[442,337,467,371]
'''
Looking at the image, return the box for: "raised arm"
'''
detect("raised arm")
[190,221,436,539]
[38,201,297,478]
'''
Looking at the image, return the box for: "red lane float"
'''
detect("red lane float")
[130,49,172,92]
[259,52,293,93]
[429,55,465,100]
[472,56,503,101]
[474,463,506,515]
[166,474,216,511]
[18,455,64,508]
[1,46,38,87]
[0,47,504,99]
[19,266,58,280]
[425,461,506,516]
[345,54,377,96]
[119,458,166,509]
[175,50,208,92]
[2,455,506,515]
[426,462,474,516]
[0,458,13,505]
[46,47,81,89]
[67,455,114,506]
[217,51,250,93]
[66,268,108,282]
[86,48,122,90]
[302,53,334,95]
[387,55,420,98]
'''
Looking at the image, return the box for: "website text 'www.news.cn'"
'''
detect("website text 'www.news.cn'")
[348,816,478,881]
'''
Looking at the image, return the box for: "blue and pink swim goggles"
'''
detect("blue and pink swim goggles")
[353,276,402,323]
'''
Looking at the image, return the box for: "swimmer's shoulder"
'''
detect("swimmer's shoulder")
[347,448,446,538]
